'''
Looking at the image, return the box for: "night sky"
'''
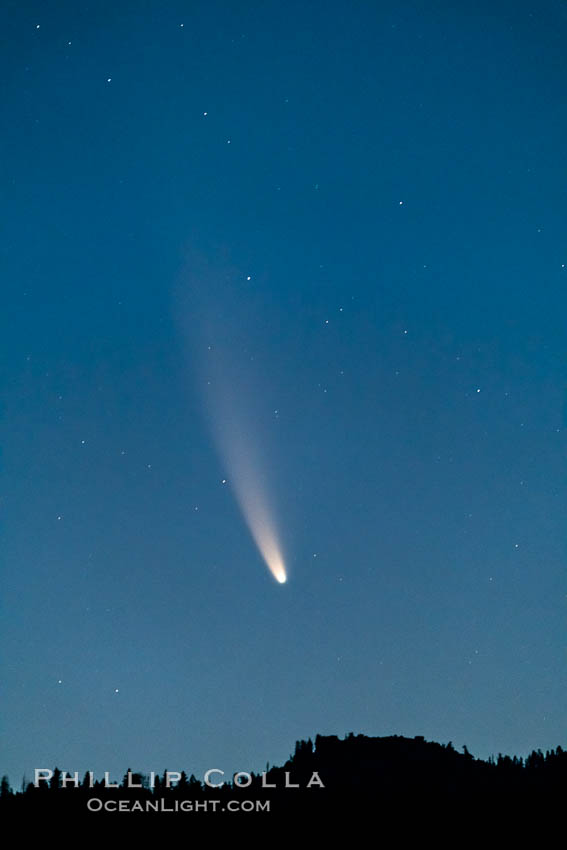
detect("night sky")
[3,0,567,784]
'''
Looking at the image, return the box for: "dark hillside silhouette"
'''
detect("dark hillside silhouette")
[2,733,566,826]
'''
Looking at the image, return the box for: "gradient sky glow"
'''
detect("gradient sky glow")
[2,0,567,784]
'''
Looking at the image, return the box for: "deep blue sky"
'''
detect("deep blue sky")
[2,0,567,784]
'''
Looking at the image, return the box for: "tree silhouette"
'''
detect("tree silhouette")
[50,768,61,792]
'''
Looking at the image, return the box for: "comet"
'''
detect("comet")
[236,494,287,584]
[200,343,288,585]
[177,256,288,584]
[209,402,288,585]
